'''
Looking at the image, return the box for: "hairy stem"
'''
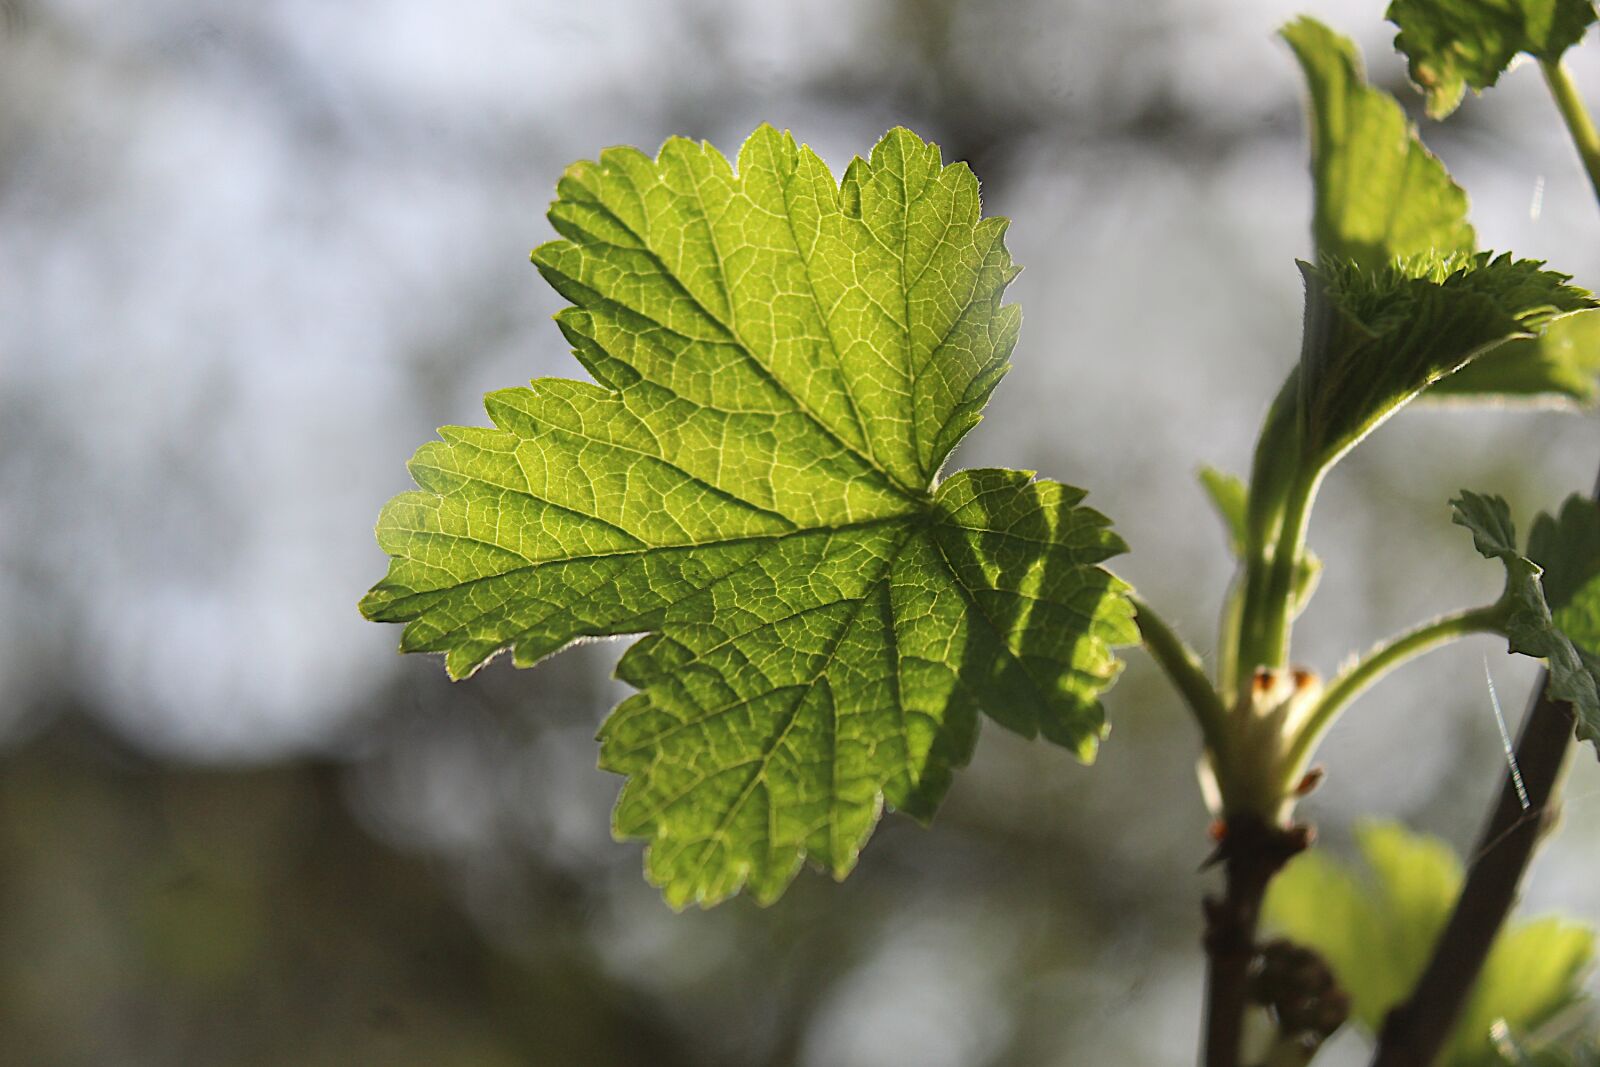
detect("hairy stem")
[1238,470,1320,678]
[1278,604,1506,796]
[1542,59,1600,206]
[1256,474,1318,670]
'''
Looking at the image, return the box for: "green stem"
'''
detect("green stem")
[1254,473,1319,671]
[1133,597,1230,754]
[1216,578,1243,697]
[1278,603,1506,793]
[1541,59,1600,207]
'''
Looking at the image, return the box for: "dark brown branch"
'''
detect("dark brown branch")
[1368,678,1575,1067]
[1203,817,1310,1067]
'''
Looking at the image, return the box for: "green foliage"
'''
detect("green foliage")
[1529,494,1600,615]
[1388,0,1598,118]
[1529,495,1600,742]
[1284,17,1600,406]
[1264,821,1596,1066]
[361,126,1138,907]
[1454,491,1600,747]
[1199,467,1249,557]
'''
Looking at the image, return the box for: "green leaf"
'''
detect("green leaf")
[1388,0,1598,119]
[1282,17,1475,271]
[1299,254,1593,469]
[1199,466,1248,557]
[1453,491,1600,747]
[1528,494,1600,613]
[361,126,1139,907]
[1264,820,1596,1067]
[1527,494,1600,751]
[1429,310,1600,405]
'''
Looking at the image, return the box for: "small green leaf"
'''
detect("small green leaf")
[1299,255,1593,469]
[1528,494,1600,750]
[1388,0,1598,119]
[362,126,1139,907]
[1199,467,1249,556]
[1265,821,1596,1067]
[1282,17,1475,271]
[1528,494,1600,613]
[1453,491,1600,747]
[1200,465,1320,611]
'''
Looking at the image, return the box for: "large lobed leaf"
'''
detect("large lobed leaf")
[1284,17,1600,407]
[1454,491,1600,748]
[1265,821,1596,1067]
[362,126,1138,906]
[1389,0,1598,119]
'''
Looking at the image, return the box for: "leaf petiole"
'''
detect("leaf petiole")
[1133,597,1230,755]
[1541,58,1600,207]
[1255,473,1321,671]
[1278,602,1508,793]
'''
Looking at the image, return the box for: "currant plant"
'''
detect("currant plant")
[362,4,1600,1065]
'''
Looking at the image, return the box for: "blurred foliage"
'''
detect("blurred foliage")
[1264,821,1596,1066]
[0,722,711,1067]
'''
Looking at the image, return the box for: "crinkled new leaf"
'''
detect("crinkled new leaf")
[361,126,1138,907]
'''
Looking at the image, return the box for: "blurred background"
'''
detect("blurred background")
[3,0,1600,1063]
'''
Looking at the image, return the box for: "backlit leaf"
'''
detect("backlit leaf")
[362,126,1138,906]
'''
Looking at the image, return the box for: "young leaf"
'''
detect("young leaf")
[1528,493,1600,614]
[1453,490,1600,747]
[1389,0,1599,119]
[1200,465,1321,609]
[1199,467,1249,557]
[361,126,1139,907]
[1298,254,1593,470]
[1528,495,1600,745]
[1264,821,1596,1067]
[1282,16,1475,272]
[1283,18,1600,406]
